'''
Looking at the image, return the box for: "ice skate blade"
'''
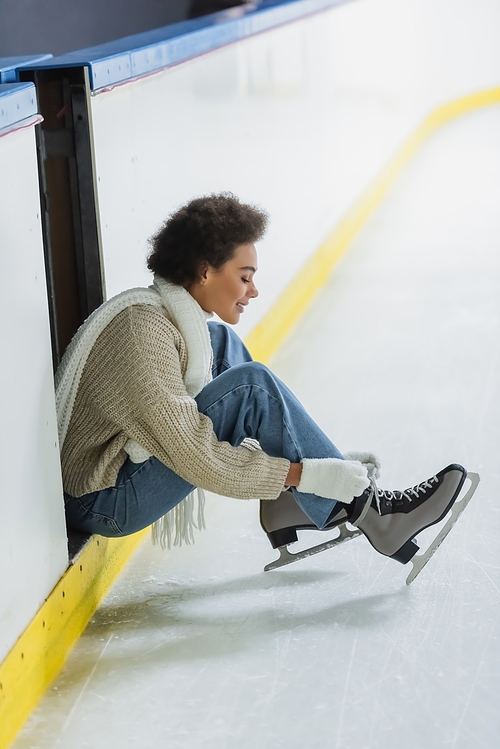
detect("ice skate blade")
[264,523,362,572]
[405,472,480,585]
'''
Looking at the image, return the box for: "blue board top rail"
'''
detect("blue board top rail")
[0,82,38,132]
[0,55,53,84]
[18,0,350,91]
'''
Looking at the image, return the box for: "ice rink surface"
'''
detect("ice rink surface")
[13,106,500,749]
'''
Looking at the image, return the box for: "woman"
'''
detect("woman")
[58,193,469,571]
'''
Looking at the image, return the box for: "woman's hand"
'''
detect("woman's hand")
[296,458,369,503]
[343,450,381,479]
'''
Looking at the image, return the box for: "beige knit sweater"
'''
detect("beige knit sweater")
[62,303,290,499]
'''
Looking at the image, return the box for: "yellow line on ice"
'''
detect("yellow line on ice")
[0,532,148,749]
[245,87,500,363]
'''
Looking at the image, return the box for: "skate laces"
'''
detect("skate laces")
[376,475,439,507]
[352,474,440,527]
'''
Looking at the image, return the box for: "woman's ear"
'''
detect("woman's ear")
[197,263,210,286]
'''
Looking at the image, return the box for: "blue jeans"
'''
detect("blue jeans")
[64,322,343,538]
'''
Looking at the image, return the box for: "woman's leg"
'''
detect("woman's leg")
[64,457,195,537]
[205,323,344,526]
[65,324,342,536]
[195,360,344,529]
[208,321,253,376]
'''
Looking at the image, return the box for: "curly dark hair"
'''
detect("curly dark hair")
[147,193,269,287]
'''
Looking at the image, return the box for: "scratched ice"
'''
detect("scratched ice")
[12,108,500,749]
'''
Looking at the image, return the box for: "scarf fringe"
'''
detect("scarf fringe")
[151,488,206,550]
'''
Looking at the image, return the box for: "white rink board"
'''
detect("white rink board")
[0,124,68,663]
[89,7,417,343]
[89,0,500,340]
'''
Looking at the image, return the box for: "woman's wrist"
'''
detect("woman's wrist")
[285,462,303,487]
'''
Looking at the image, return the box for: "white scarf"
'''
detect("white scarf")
[55,276,212,549]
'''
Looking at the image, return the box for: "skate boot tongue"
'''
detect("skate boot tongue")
[348,480,378,525]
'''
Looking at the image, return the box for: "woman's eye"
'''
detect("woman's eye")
[241,278,250,284]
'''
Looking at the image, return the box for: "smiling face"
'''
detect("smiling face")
[187,243,259,325]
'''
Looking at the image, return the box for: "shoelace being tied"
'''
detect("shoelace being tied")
[377,475,439,507]
[353,474,440,526]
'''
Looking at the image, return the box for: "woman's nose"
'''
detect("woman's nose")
[249,282,259,299]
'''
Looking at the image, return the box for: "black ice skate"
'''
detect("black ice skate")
[261,466,480,584]
[260,489,362,572]
[349,464,479,583]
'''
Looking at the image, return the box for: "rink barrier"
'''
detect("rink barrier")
[20,1,350,91]
[0,55,52,84]
[1,85,499,749]
[0,82,38,132]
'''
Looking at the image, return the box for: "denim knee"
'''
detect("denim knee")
[235,361,282,392]
[208,320,236,346]
[208,321,253,375]
[236,360,272,380]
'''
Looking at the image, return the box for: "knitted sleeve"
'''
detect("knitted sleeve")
[69,305,290,500]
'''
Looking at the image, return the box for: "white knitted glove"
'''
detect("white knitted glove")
[297,458,370,503]
[343,451,381,480]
